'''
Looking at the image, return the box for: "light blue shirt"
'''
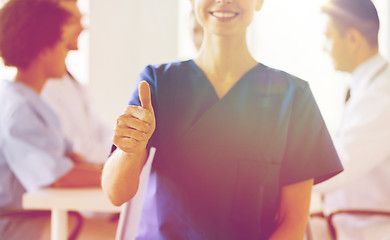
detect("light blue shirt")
[0,80,74,212]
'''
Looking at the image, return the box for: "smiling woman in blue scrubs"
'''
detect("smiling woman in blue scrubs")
[102,0,343,239]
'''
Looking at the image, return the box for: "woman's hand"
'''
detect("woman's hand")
[113,81,156,154]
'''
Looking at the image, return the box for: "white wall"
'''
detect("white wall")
[89,0,179,126]
[373,0,390,60]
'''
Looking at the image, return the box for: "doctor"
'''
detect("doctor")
[314,0,390,239]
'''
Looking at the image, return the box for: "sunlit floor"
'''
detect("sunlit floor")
[76,214,119,240]
[38,213,119,240]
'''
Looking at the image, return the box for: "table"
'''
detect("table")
[22,187,121,240]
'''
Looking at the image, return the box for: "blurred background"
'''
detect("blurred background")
[0,0,389,135]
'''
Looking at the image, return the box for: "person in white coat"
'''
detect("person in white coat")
[41,0,112,165]
[313,0,390,239]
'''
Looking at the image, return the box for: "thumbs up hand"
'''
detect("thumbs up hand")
[139,80,154,112]
[113,81,156,154]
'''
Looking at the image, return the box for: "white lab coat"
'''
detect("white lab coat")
[41,72,112,164]
[313,54,390,240]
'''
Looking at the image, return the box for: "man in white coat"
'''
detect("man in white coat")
[313,0,390,239]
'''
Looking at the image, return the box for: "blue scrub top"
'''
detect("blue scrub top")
[0,80,74,212]
[127,60,343,239]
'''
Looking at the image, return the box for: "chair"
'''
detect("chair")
[310,209,390,240]
[68,211,84,240]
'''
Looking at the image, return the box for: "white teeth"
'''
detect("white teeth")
[211,12,236,18]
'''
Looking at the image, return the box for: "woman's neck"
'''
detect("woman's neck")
[195,33,257,80]
[193,32,258,98]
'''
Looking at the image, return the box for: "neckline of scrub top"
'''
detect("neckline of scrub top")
[180,60,263,135]
[187,60,262,101]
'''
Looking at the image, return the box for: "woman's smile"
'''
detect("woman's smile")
[209,10,239,21]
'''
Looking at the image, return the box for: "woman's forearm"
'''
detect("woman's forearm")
[268,218,307,240]
[101,148,148,206]
[269,179,313,240]
[102,81,155,206]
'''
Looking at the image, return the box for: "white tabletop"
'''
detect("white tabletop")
[22,187,121,240]
[22,187,121,212]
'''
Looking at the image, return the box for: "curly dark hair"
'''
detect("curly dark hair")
[0,0,71,69]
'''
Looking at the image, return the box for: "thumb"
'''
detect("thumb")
[139,81,153,111]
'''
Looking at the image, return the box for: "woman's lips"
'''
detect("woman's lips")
[209,11,239,21]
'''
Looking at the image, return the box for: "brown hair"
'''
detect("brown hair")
[322,0,379,47]
[0,0,71,69]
